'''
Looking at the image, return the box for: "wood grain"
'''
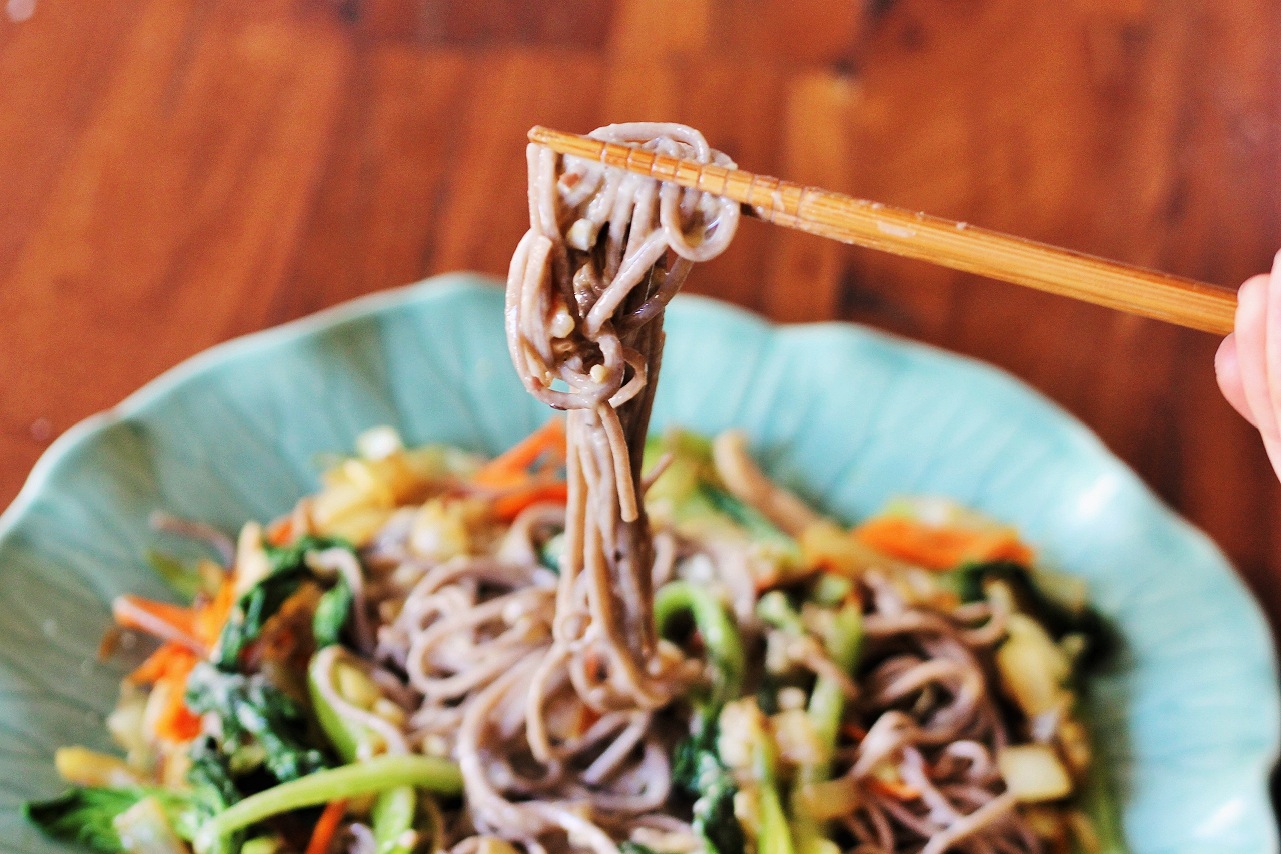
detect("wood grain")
[529,126,1239,332]
[0,0,1278,654]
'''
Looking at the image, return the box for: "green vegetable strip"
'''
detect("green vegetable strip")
[754,732,796,854]
[807,601,862,773]
[791,599,862,854]
[1075,710,1129,854]
[193,756,461,852]
[655,581,745,711]
[371,785,418,854]
[307,651,372,764]
[307,651,420,854]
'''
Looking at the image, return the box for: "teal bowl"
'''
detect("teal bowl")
[1,275,1277,853]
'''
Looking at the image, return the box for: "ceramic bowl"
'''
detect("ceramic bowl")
[1,275,1276,853]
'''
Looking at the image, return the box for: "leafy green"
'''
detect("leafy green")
[699,484,795,553]
[1074,705,1130,854]
[23,787,191,854]
[183,740,243,854]
[672,717,717,793]
[187,739,241,815]
[264,535,353,577]
[697,770,745,854]
[214,535,352,670]
[186,664,329,783]
[946,561,1119,671]
[213,571,304,670]
[145,550,204,602]
[658,582,747,854]
[311,577,353,649]
[673,721,745,854]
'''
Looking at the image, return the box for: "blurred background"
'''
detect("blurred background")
[0,0,1278,631]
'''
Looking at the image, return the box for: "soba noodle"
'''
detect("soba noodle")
[479,122,1042,852]
[414,121,744,850]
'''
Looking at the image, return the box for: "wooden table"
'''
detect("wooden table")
[1,0,1278,634]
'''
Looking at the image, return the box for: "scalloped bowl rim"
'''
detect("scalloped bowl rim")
[1,273,1277,850]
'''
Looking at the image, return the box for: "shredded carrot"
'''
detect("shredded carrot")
[129,644,201,741]
[867,778,921,801]
[194,577,237,648]
[851,516,1034,571]
[119,578,239,743]
[474,420,567,486]
[127,642,194,685]
[305,799,349,854]
[492,481,569,520]
[267,515,296,547]
[153,656,203,742]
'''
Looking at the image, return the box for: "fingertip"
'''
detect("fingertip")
[1239,272,1269,300]
[1236,273,1269,327]
[1215,333,1257,426]
[1215,332,1237,374]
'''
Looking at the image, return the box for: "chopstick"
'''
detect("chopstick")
[528,126,1239,336]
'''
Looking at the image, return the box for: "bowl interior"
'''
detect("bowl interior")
[0,274,1276,853]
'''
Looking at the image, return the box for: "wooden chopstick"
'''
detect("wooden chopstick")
[528,126,1239,336]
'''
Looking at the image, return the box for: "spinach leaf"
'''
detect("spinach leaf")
[698,772,745,854]
[700,484,783,542]
[213,571,305,670]
[214,535,352,670]
[312,577,353,649]
[264,535,353,577]
[186,663,329,783]
[673,720,745,854]
[24,787,190,854]
[187,738,241,817]
[183,740,243,854]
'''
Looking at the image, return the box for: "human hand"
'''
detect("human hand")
[1215,251,1281,480]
